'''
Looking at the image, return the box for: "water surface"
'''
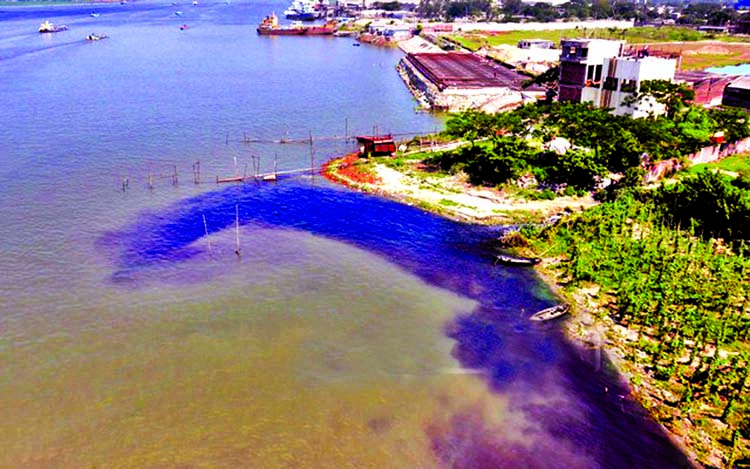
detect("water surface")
[0,2,691,466]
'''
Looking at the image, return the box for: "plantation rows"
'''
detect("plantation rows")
[524,193,750,447]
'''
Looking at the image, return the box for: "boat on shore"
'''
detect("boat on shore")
[257,13,337,36]
[39,21,69,33]
[494,254,541,266]
[529,304,570,322]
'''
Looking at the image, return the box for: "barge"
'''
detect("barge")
[257,13,336,36]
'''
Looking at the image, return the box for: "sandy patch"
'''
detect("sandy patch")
[369,164,596,223]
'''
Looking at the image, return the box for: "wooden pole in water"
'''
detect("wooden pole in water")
[202,212,213,256]
[345,117,348,142]
[148,167,154,190]
[234,204,241,257]
[309,131,315,179]
[257,155,261,179]
[173,165,178,186]
[193,160,201,184]
[274,154,278,179]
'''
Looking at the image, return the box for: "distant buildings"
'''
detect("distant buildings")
[517,39,554,49]
[558,38,678,118]
[365,20,413,41]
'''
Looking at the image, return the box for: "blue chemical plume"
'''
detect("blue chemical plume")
[100,179,692,468]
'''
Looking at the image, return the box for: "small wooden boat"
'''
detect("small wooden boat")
[86,33,107,41]
[529,304,570,322]
[494,254,541,266]
[39,21,69,33]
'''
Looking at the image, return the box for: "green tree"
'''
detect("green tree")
[709,107,750,142]
[545,148,608,191]
[464,136,531,185]
[654,170,750,241]
[632,80,695,119]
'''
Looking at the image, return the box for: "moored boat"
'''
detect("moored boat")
[284,0,318,21]
[529,304,570,322]
[257,13,336,36]
[39,21,69,33]
[494,254,541,266]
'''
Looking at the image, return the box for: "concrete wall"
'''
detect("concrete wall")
[644,136,750,183]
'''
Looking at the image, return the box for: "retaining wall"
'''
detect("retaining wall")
[644,136,750,183]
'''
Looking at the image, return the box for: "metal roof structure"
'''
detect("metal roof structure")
[405,52,542,92]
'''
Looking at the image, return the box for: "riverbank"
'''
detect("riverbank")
[533,261,718,468]
[323,151,744,468]
[323,153,596,224]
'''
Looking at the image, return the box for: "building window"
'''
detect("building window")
[603,76,619,91]
[581,48,588,58]
[594,65,602,83]
[621,79,636,93]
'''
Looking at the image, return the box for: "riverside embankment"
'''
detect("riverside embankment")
[323,152,596,224]
[324,150,741,468]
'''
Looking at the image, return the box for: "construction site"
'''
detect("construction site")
[397,52,546,112]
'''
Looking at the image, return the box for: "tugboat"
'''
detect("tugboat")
[256,13,337,36]
[39,21,69,33]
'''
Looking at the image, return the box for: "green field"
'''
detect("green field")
[448,26,750,50]
[685,153,750,176]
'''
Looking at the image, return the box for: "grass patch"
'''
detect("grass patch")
[447,26,750,52]
[684,154,750,175]
[681,52,746,71]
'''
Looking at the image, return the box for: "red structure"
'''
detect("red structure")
[356,135,396,157]
[675,70,736,107]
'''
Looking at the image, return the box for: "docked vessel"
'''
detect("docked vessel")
[39,21,69,33]
[257,13,337,36]
[284,0,317,21]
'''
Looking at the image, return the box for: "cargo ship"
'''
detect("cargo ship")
[256,13,337,36]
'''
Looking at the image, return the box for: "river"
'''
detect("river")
[0,1,691,466]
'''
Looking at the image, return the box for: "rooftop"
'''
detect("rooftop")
[675,70,734,83]
[727,76,750,91]
[405,52,543,91]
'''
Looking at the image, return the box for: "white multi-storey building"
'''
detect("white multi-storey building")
[582,55,677,117]
[558,39,624,103]
[559,38,678,118]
